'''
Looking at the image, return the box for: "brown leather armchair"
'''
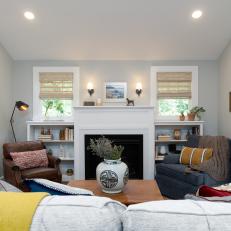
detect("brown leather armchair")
[3,141,62,191]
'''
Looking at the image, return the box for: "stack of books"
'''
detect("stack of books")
[61,128,74,141]
[38,134,52,141]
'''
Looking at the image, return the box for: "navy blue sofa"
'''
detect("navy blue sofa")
[155,136,231,199]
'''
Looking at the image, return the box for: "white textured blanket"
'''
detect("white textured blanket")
[30,195,126,231]
[122,199,231,231]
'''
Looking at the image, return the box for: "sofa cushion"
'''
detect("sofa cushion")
[163,153,180,164]
[10,149,48,170]
[156,163,210,186]
[31,195,126,231]
[25,179,93,196]
[122,200,231,231]
[0,180,22,192]
[21,167,58,179]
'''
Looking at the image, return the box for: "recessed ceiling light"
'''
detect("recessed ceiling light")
[192,10,203,19]
[24,11,35,20]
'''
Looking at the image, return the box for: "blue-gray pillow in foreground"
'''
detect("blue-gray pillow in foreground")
[25,178,93,196]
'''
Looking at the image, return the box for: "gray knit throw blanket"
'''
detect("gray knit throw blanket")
[191,136,229,181]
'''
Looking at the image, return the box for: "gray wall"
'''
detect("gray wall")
[12,60,219,140]
[0,43,13,175]
[218,41,231,138]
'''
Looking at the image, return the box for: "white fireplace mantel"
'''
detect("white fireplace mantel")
[74,106,155,179]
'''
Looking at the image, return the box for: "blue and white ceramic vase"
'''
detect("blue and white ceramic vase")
[96,159,129,194]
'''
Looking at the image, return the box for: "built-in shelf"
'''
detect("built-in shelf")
[39,140,74,143]
[59,157,74,161]
[27,120,75,181]
[26,121,74,126]
[154,120,204,162]
[155,120,204,126]
[62,174,74,183]
[155,139,187,143]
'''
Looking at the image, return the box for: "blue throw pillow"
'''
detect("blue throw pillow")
[25,179,93,196]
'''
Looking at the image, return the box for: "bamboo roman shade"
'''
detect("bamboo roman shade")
[39,72,73,99]
[157,72,192,99]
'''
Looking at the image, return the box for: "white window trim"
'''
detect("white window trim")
[33,66,80,121]
[150,66,198,120]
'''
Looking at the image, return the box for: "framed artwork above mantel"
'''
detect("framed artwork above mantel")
[104,82,127,103]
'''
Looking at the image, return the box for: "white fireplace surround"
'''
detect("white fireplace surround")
[74,106,155,179]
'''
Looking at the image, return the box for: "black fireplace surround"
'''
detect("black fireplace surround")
[85,134,143,179]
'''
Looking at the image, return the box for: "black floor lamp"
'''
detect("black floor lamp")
[10,101,29,142]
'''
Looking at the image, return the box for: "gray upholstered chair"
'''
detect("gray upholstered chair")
[155,136,231,199]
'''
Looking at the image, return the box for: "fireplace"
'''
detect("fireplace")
[74,106,155,179]
[85,134,143,179]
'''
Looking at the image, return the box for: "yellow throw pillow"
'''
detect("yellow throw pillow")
[180,147,213,166]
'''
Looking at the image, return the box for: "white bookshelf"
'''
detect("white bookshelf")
[26,121,75,182]
[155,139,188,143]
[154,120,204,161]
[42,140,74,143]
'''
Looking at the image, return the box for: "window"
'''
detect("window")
[33,67,79,120]
[151,66,198,119]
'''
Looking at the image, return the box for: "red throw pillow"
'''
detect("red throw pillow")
[197,185,231,197]
[10,149,48,170]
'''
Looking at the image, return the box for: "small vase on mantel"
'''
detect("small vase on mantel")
[87,136,129,194]
[96,159,128,194]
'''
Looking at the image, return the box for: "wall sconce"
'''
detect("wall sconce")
[87,82,94,96]
[136,82,142,96]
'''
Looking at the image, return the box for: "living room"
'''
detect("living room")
[1,0,231,230]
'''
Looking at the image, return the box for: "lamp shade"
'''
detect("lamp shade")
[136,82,142,90]
[87,82,94,90]
[15,101,29,111]
[10,101,29,142]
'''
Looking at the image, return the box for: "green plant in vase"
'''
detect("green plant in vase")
[179,111,185,121]
[188,106,206,121]
[87,136,124,160]
[87,136,128,194]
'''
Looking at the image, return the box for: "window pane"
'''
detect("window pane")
[41,99,72,118]
[158,99,189,116]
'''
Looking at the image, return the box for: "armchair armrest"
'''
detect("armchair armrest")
[47,155,61,168]
[163,153,180,164]
[3,159,20,171]
[3,159,25,190]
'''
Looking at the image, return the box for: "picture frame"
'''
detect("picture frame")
[104,82,127,102]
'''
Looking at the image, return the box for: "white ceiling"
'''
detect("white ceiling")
[0,0,231,60]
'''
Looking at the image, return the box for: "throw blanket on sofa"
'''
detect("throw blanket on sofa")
[191,136,229,181]
[0,192,48,231]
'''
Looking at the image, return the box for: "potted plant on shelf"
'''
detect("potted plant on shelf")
[179,111,185,121]
[87,136,129,194]
[187,106,206,121]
